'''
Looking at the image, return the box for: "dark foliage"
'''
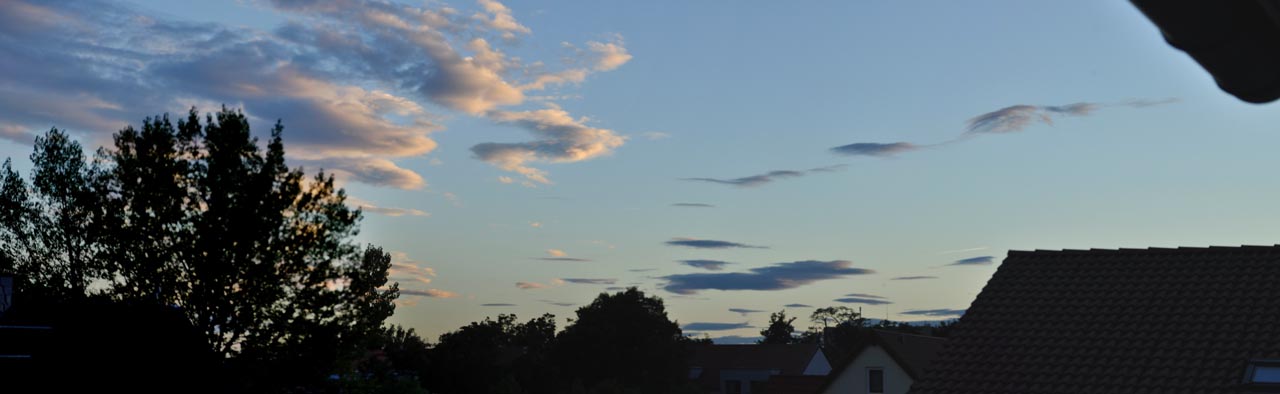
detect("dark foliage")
[555,288,695,393]
[0,108,399,392]
[758,310,797,344]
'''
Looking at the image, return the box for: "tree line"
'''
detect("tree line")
[757,306,956,361]
[0,107,957,393]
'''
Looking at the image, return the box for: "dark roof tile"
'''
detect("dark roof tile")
[909,245,1280,394]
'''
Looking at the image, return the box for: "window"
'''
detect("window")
[868,368,884,393]
[724,380,742,394]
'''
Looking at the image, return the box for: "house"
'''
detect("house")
[909,245,1280,394]
[817,330,946,394]
[690,343,832,394]
[0,277,217,393]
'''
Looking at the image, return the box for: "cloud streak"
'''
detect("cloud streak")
[835,297,892,305]
[830,142,919,157]
[729,308,765,316]
[680,259,732,271]
[401,289,459,298]
[948,256,995,266]
[831,100,1177,159]
[561,278,617,285]
[665,238,767,249]
[662,260,875,294]
[347,197,429,217]
[682,165,846,188]
[537,257,592,262]
[901,308,966,317]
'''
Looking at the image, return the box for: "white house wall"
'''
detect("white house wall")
[821,345,913,394]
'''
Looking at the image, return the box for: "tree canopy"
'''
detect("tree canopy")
[0,107,399,392]
[758,309,798,344]
[555,287,695,393]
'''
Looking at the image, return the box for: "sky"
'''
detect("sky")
[4,0,1280,343]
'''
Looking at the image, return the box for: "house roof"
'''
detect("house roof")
[815,330,946,393]
[690,343,823,375]
[689,343,824,391]
[909,245,1280,394]
[870,330,947,379]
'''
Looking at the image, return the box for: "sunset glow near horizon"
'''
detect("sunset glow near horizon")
[4,0,1280,342]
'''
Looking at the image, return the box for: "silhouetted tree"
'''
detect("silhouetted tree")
[341,325,432,394]
[758,310,797,344]
[0,130,112,301]
[930,319,959,338]
[0,108,401,392]
[554,288,692,393]
[427,313,559,394]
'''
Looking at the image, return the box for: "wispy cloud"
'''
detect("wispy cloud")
[830,142,919,157]
[683,322,752,331]
[835,297,892,305]
[662,260,875,294]
[517,279,565,289]
[401,289,459,298]
[680,259,732,271]
[901,308,966,317]
[640,131,671,140]
[537,249,589,262]
[831,100,1177,159]
[540,300,575,307]
[671,203,715,208]
[665,238,767,249]
[347,196,429,217]
[628,268,657,272]
[948,256,995,266]
[388,252,438,287]
[785,303,813,308]
[537,257,592,262]
[682,165,846,188]
[562,278,617,285]
[729,308,765,316]
[516,281,547,289]
[481,303,517,307]
[891,276,938,281]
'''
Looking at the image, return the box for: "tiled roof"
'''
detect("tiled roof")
[690,343,822,375]
[872,330,948,379]
[909,245,1280,394]
[690,343,823,391]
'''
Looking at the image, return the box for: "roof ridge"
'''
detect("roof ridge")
[1007,244,1280,254]
[871,329,948,341]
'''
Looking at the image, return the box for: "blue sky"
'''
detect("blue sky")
[4,0,1280,342]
